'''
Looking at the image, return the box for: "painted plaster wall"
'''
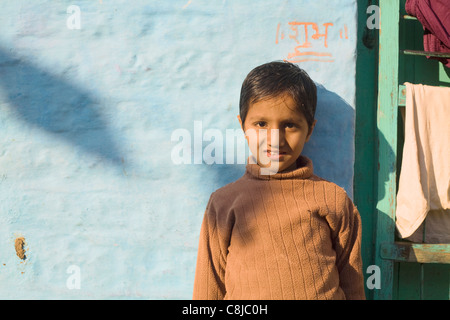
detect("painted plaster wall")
[0,0,357,299]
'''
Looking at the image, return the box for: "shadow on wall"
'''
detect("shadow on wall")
[302,83,356,195]
[375,126,397,232]
[377,128,397,206]
[0,46,123,168]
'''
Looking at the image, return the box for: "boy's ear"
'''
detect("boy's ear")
[237,115,244,131]
[305,119,317,142]
[238,115,250,144]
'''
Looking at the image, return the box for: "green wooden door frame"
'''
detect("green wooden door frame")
[354,0,379,300]
[373,0,400,300]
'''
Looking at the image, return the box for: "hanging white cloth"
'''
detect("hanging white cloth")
[396,83,450,243]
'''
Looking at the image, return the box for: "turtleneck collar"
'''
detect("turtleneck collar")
[245,155,314,180]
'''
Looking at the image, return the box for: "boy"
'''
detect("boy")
[193,61,365,300]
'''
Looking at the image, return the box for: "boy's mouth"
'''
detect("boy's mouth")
[265,149,287,160]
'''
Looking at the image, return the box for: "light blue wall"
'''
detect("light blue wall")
[0,0,357,299]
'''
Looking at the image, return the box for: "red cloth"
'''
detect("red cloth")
[406,0,450,68]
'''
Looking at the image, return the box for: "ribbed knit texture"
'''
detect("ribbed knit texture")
[193,156,365,300]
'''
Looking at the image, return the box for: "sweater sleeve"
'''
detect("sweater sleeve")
[193,194,227,300]
[330,195,366,300]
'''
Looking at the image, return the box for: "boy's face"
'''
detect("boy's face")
[239,93,316,173]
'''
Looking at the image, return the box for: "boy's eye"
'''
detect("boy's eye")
[285,123,296,129]
[255,121,267,127]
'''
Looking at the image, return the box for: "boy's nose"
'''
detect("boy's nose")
[267,128,285,148]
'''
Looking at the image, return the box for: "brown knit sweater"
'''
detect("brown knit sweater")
[193,156,366,300]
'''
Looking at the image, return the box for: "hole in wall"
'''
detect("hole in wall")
[15,237,26,260]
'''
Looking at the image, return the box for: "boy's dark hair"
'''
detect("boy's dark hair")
[239,61,317,129]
